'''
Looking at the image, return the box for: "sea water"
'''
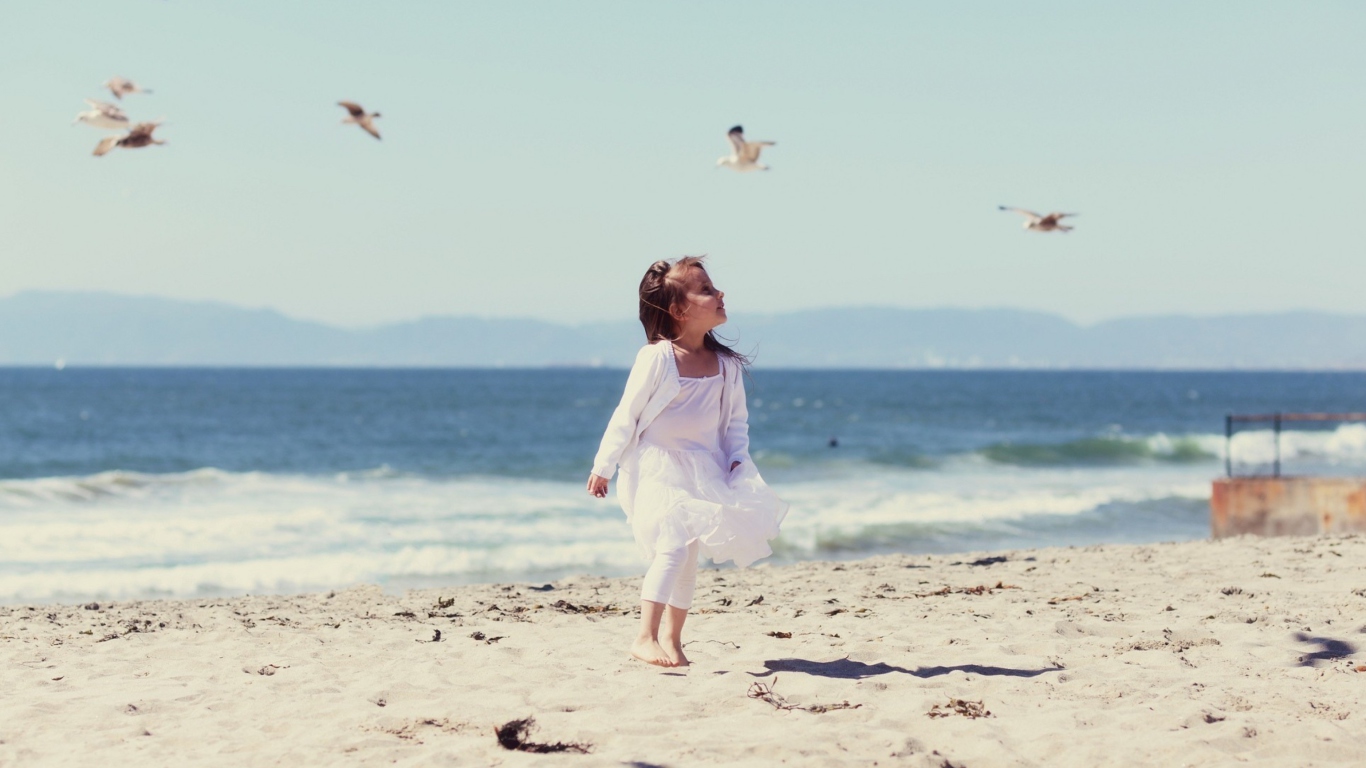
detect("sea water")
[2,368,1364,603]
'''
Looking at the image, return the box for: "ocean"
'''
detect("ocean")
[2,367,1364,604]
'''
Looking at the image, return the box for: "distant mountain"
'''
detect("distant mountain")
[2,291,1365,369]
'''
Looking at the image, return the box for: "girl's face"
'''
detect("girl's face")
[675,266,726,332]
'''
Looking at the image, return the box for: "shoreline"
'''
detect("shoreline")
[4,536,1365,765]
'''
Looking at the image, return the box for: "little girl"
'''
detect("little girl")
[587,256,788,668]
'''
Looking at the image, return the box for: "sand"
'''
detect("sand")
[3,534,1365,767]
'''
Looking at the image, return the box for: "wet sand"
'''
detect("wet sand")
[3,535,1365,766]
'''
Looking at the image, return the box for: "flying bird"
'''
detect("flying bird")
[73,99,129,130]
[92,121,166,157]
[338,101,381,140]
[717,125,774,172]
[998,206,1078,233]
[103,77,152,100]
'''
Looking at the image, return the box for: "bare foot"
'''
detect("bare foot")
[663,641,690,667]
[630,637,672,667]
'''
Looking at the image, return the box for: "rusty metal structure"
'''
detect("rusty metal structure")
[1214,412,1366,538]
[1224,412,1366,477]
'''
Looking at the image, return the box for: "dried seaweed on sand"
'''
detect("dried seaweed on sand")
[927,698,993,719]
[878,581,1019,600]
[550,599,619,615]
[494,717,591,754]
[747,677,861,714]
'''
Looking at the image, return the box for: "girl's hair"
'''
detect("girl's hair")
[638,256,750,367]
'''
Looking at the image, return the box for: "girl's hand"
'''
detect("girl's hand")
[730,460,741,472]
[587,473,609,498]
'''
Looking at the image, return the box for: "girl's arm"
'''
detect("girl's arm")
[589,344,664,484]
[722,360,751,471]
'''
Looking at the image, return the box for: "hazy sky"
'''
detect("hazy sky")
[2,2,1363,327]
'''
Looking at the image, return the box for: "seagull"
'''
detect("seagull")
[92,121,166,157]
[103,77,152,100]
[338,101,381,140]
[717,125,774,172]
[998,206,1078,233]
[73,99,129,130]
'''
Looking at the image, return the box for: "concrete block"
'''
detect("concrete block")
[1211,477,1366,538]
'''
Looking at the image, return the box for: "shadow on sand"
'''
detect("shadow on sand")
[750,657,1062,680]
[1293,633,1358,667]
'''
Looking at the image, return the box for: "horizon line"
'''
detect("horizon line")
[7,362,1366,374]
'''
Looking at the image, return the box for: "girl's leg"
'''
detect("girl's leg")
[660,540,700,666]
[635,545,692,666]
[631,600,670,666]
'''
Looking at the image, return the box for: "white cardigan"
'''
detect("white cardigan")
[591,340,752,519]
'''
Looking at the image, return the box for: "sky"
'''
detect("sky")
[1,1,1364,328]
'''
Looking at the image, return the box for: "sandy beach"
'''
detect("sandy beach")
[3,534,1365,767]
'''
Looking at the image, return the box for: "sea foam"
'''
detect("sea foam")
[0,463,1214,603]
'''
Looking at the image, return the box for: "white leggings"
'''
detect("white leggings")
[640,540,700,610]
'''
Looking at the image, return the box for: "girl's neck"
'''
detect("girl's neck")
[671,326,708,354]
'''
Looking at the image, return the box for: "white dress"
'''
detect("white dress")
[629,372,788,568]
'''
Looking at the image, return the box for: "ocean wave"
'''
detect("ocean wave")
[979,435,1216,467]
[866,450,940,469]
[0,464,1216,603]
[774,477,1209,553]
[0,472,613,562]
[6,425,1359,498]
[976,425,1366,469]
[0,469,638,601]
[1227,423,1366,466]
[0,468,237,506]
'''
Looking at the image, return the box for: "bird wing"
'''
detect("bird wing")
[85,99,127,119]
[92,135,119,156]
[1047,212,1078,219]
[740,141,772,163]
[338,101,366,118]
[126,121,161,139]
[726,126,745,154]
[998,206,1042,221]
[360,119,381,140]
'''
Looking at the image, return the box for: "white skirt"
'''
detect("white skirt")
[628,443,788,568]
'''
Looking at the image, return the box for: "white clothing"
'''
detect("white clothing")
[640,540,699,609]
[593,341,788,569]
[640,373,723,453]
[591,341,751,521]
